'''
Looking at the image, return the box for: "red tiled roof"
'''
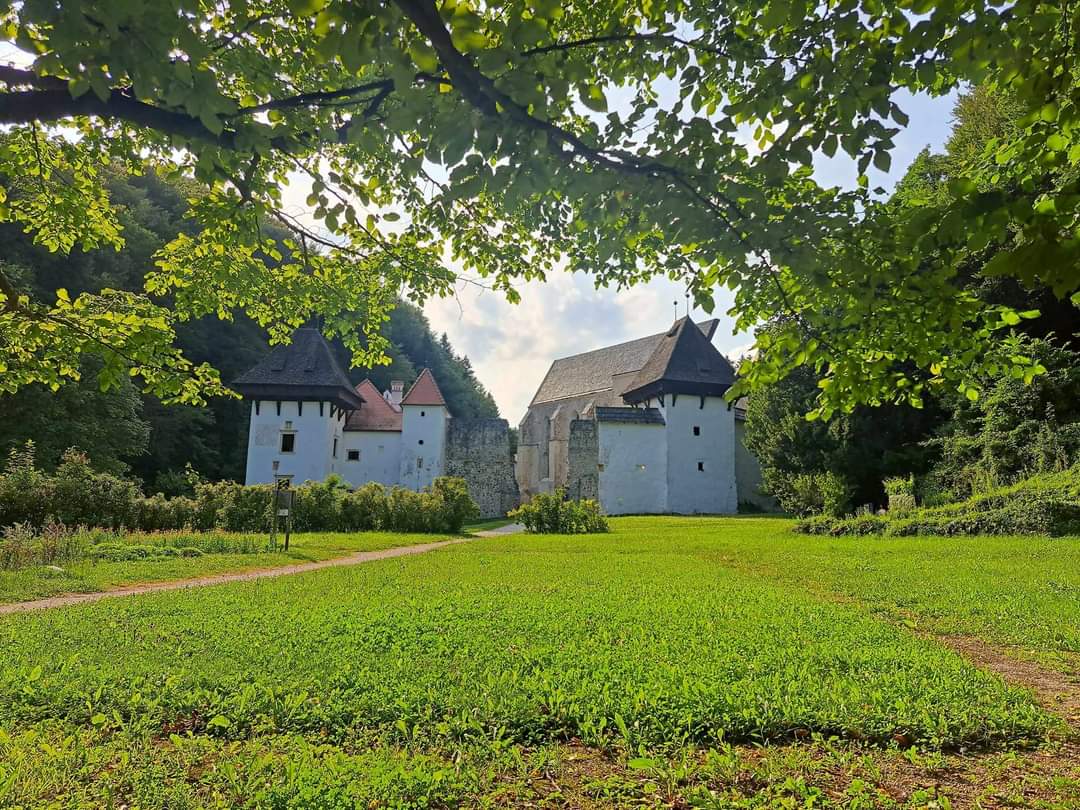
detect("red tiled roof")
[343,380,403,432]
[401,368,446,407]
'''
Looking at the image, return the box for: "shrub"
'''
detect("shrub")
[884,475,916,515]
[788,472,851,518]
[218,484,273,532]
[340,483,388,531]
[429,477,481,532]
[510,490,609,534]
[795,466,1080,537]
[0,443,53,528]
[0,446,479,537]
[50,449,139,529]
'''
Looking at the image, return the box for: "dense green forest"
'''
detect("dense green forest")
[0,170,498,492]
[744,87,1080,515]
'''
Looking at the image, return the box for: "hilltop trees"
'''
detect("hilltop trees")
[0,0,1077,416]
[0,168,497,486]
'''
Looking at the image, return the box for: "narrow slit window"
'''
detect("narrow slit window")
[693,425,701,436]
[332,438,338,458]
[697,461,705,472]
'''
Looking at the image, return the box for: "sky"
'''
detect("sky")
[426,89,959,422]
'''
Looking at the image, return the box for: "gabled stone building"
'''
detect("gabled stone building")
[517,317,769,515]
[234,328,518,518]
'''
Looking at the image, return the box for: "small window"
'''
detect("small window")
[420,410,426,417]
[597,463,605,471]
[697,461,705,472]
[416,457,423,469]
[280,433,296,453]
[693,426,701,436]
[347,449,360,462]
[418,439,424,446]
[332,438,338,458]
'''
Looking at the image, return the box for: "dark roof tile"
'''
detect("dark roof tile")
[595,406,666,425]
[530,320,719,405]
[621,317,735,404]
[232,328,363,409]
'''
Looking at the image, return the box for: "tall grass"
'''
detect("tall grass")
[0,523,269,571]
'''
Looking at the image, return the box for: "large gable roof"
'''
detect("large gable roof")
[621,317,736,404]
[233,328,363,410]
[530,320,720,406]
[344,380,403,432]
[401,368,447,407]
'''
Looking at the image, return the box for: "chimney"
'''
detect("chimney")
[388,380,404,408]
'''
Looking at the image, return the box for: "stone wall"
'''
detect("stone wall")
[565,419,599,501]
[446,418,520,519]
[734,419,779,511]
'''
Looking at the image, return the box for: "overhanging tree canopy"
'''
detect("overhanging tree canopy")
[0,0,1077,415]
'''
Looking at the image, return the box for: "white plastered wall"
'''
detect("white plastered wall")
[340,431,403,487]
[399,404,447,490]
[661,394,738,514]
[597,422,668,514]
[244,400,339,485]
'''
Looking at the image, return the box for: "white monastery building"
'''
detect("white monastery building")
[234,328,450,490]
[516,317,768,515]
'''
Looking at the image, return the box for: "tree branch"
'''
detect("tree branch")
[520,31,807,65]
[230,79,394,116]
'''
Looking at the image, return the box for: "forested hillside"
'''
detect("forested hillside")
[0,169,498,491]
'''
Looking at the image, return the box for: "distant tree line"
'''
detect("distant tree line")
[0,169,498,492]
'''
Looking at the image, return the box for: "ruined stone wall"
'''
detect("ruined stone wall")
[565,419,599,501]
[446,418,520,519]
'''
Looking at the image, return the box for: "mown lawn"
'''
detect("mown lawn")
[677,516,1080,674]
[0,517,1077,808]
[0,531,457,605]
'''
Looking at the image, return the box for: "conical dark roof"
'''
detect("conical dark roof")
[233,328,364,409]
[621,317,735,404]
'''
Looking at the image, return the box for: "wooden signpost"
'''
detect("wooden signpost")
[270,475,294,551]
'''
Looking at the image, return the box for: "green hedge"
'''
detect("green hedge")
[0,444,479,535]
[509,490,609,534]
[795,467,1080,537]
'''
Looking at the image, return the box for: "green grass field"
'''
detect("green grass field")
[0,531,457,605]
[0,517,1077,808]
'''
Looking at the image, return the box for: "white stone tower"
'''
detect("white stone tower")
[233,328,363,485]
[398,368,449,491]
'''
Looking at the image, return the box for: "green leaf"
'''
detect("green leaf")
[408,41,439,73]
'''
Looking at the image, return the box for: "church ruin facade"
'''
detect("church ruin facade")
[516,318,769,515]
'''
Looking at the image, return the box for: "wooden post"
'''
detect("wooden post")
[272,476,292,552]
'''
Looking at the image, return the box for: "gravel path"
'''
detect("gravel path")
[0,537,477,616]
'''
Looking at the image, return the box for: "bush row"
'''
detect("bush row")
[509,490,609,534]
[0,444,479,535]
[795,466,1080,537]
